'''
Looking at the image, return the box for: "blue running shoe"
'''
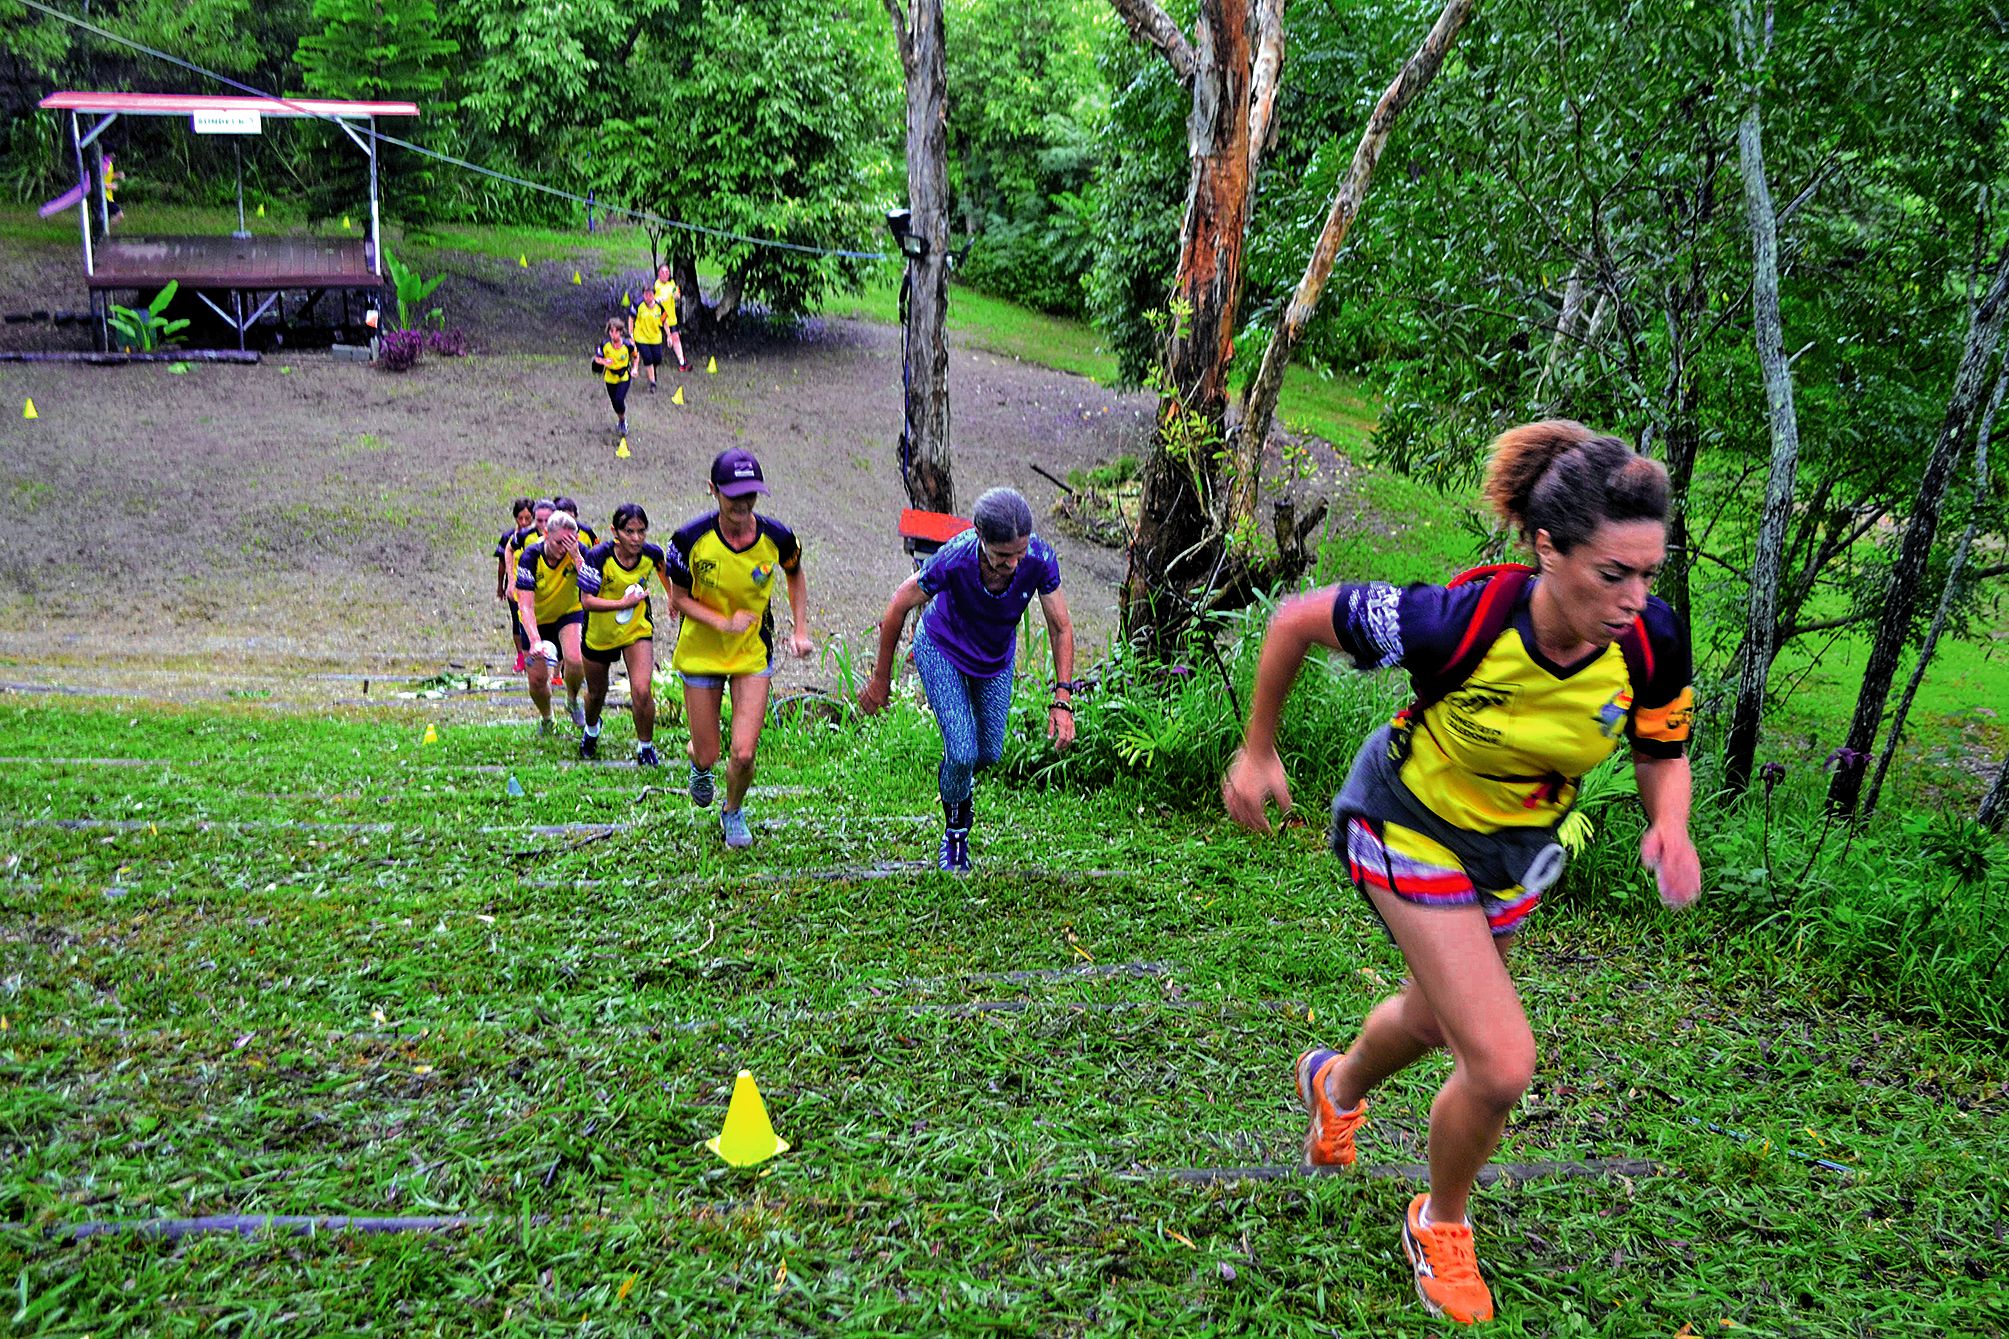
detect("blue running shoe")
[689,764,715,807]
[721,808,752,849]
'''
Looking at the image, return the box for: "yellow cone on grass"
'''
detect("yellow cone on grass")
[706,356,717,374]
[519,253,529,268]
[341,215,352,230]
[422,724,439,746]
[672,386,685,406]
[622,289,632,308]
[256,202,265,218]
[572,270,583,285]
[22,399,36,420]
[616,437,631,460]
[707,1070,788,1167]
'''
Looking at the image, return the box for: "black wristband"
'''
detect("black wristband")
[1055,679,1084,693]
[1049,700,1074,713]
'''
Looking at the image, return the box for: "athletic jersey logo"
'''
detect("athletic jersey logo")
[1597,688,1634,740]
[692,557,718,583]
[749,563,774,587]
[1442,680,1516,747]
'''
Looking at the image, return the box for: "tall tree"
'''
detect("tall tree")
[1828,243,2009,818]
[1862,357,2005,818]
[1721,0,1804,796]
[886,0,955,514]
[295,0,457,221]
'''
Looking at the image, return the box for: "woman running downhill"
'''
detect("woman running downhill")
[496,496,535,672]
[1222,420,1700,1325]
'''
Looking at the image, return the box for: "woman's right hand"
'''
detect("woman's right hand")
[857,675,890,716]
[721,610,755,635]
[1223,746,1293,835]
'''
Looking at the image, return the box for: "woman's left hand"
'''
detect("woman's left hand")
[1048,703,1075,750]
[788,631,815,659]
[1641,825,1701,909]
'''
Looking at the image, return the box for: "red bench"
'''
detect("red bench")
[899,508,972,564]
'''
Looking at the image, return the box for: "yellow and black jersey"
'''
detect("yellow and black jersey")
[1332,578,1692,831]
[599,338,635,384]
[579,540,668,651]
[515,540,584,625]
[632,301,665,344]
[653,278,679,329]
[665,511,801,676]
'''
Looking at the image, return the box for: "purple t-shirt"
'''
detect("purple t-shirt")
[916,529,1061,678]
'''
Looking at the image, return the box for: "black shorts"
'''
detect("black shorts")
[537,611,584,645]
[606,379,630,413]
[636,340,664,367]
[510,604,531,650]
[583,638,649,665]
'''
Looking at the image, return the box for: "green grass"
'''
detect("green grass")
[2,697,2005,1335]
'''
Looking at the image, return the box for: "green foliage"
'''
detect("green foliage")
[105,281,190,353]
[379,243,445,330]
[296,0,458,223]
[587,0,890,321]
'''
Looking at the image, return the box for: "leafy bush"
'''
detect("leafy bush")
[956,212,1093,317]
[424,326,469,357]
[377,329,424,372]
[380,245,445,331]
[106,282,190,353]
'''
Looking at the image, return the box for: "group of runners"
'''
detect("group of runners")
[593,264,693,439]
[488,417,1700,1325]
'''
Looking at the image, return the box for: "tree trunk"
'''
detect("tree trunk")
[1828,244,2009,817]
[1232,0,1473,533]
[1981,752,2009,832]
[1862,356,2005,818]
[1723,0,1803,797]
[1119,0,1253,653]
[887,0,954,515]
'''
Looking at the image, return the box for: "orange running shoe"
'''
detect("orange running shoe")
[1400,1193,1494,1324]
[1293,1048,1368,1167]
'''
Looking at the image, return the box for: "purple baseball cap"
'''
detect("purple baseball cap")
[710,448,769,497]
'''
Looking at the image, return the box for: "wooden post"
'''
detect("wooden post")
[886,0,955,516]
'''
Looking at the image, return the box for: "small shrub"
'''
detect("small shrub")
[377,330,423,372]
[424,327,469,357]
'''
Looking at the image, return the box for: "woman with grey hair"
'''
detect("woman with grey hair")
[858,487,1077,871]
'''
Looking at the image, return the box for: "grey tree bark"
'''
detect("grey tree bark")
[1722,0,1803,797]
[1862,356,2005,818]
[1828,242,2009,817]
[885,0,955,515]
[1229,0,1475,531]
[1981,753,2009,832]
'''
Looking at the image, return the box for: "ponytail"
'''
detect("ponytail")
[1482,419,1669,553]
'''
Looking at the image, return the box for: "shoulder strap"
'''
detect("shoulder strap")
[1405,564,1534,713]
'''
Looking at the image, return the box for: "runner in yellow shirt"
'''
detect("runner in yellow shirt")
[653,264,691,373]
[592,316,635,439]
[665,449,814,848]
[631,290,668,393]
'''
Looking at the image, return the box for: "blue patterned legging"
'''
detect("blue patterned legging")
[911,623,1014,806]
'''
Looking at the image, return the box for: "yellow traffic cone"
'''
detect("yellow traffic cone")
[341,215,352,230]
[706,356,717,374]
[519,253,529,268]
[422,724,439,746]
[706,1070,788,1167]
[21,398,36,420]
[572,270,583,285]
[256,202,266,218]
[671,386,685,406]
[615,437,631,460]
[621,289,632,308]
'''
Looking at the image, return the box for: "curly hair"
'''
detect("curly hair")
[1482,419,1669,553]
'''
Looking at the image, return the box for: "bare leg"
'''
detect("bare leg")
[558,623,585,710]
[723,673,772,811]
[1326,933,1516,1109]
[1344,891,1532,1226]
[624,641,656,744]
[685,684,724,770]
[669,331,687,367]
[582,657,610,731]
[526,653,552,721]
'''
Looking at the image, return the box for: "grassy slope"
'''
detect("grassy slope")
[1,699,2005,1337]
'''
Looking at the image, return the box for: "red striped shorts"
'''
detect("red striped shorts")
[1342,815,1540,938]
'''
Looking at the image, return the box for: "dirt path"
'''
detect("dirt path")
[0,238,1165,704]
